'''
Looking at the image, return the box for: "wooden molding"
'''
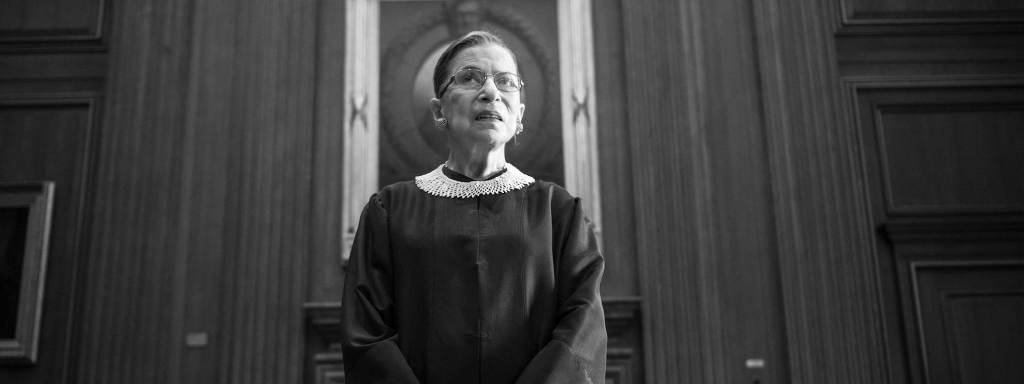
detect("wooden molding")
[848,79,1024,216]
[0,0,109,51]
[905,261,1024,383]
[882,218,1024,243]
[0,181,55,365]
[837,0,1024,34]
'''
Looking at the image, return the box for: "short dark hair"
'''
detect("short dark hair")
[432,30,519,98]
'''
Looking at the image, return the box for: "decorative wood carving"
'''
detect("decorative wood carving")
[0,181,54,365]
[341,0,381,261]
[558,0,602,243]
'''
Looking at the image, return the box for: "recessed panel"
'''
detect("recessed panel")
[876,104,1024,212]
[945,293,1024,383]
[0,98,92,367]
[0,0,104,42]
[913,263,1024,384]
[876,104,1024,213]
[0,103,90,182]
[844,0,1024,23]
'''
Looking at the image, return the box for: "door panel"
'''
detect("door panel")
[842,2,1024,379]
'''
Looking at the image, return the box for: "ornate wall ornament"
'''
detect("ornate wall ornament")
[341,0,380,261]
[557,0,602,243]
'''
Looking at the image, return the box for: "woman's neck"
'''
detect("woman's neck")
[445,148,507,180]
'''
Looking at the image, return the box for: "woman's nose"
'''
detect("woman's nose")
[477,78,501,102]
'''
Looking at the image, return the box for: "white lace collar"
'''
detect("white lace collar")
[414,163,535,199]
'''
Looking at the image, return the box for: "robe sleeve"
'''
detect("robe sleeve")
[341,194,420,383]
[516,198,608,384]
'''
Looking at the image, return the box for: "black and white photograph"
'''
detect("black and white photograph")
[1,0,1022,383]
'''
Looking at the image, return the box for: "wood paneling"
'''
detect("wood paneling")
[622,0,791,382]
[855,85,1024,214]
[592,0,637,297]
[0,95,98,383]
[603,297,644,384]
[308,0,348,304]
[621,1,711,381]
[910,262,1024,384]
[839,0,1024,380]
[880,220,1024,384]
[0,0,106,48]
[842,0,1024,24]
[74,0,319,383]
[752,1,890,383]
[853,79,1024,384]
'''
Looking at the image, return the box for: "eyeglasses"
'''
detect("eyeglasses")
[438,67,524,96]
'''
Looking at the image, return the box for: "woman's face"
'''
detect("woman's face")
[431,44,526,150]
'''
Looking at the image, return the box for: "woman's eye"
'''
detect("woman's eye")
[459,72,481,84]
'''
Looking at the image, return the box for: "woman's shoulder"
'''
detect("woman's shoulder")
[374,180,420,200]
[525,179,579,207]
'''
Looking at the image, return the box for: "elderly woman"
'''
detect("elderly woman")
[341,31,606,383]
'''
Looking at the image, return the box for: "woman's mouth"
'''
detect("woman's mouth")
[475,112,503,121]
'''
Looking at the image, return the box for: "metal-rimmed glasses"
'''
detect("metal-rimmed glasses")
[438,67,524,97]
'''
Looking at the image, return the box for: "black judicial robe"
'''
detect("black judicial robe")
[341,174,607,383]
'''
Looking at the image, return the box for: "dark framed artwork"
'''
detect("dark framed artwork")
[0,181,54,365]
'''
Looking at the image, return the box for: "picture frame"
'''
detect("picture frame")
[0,181,55,365]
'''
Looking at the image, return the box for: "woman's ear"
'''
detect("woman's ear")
[430,98,444,121]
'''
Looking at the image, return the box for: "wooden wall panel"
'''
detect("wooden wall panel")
[308,0,347,305]
[0,0,106,45]
[74,1,193,382]
[842,0,1024,24]
[881,221,1024,384]
[848,38,1024,384]
[75,0,318,383]
[0,95,98,383]
[912,263,1024,384]
[621,1,709,381]
[855,85,1024,214]
[592,0,637,297]
[752,0,891,383]
[622,0,791,382]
